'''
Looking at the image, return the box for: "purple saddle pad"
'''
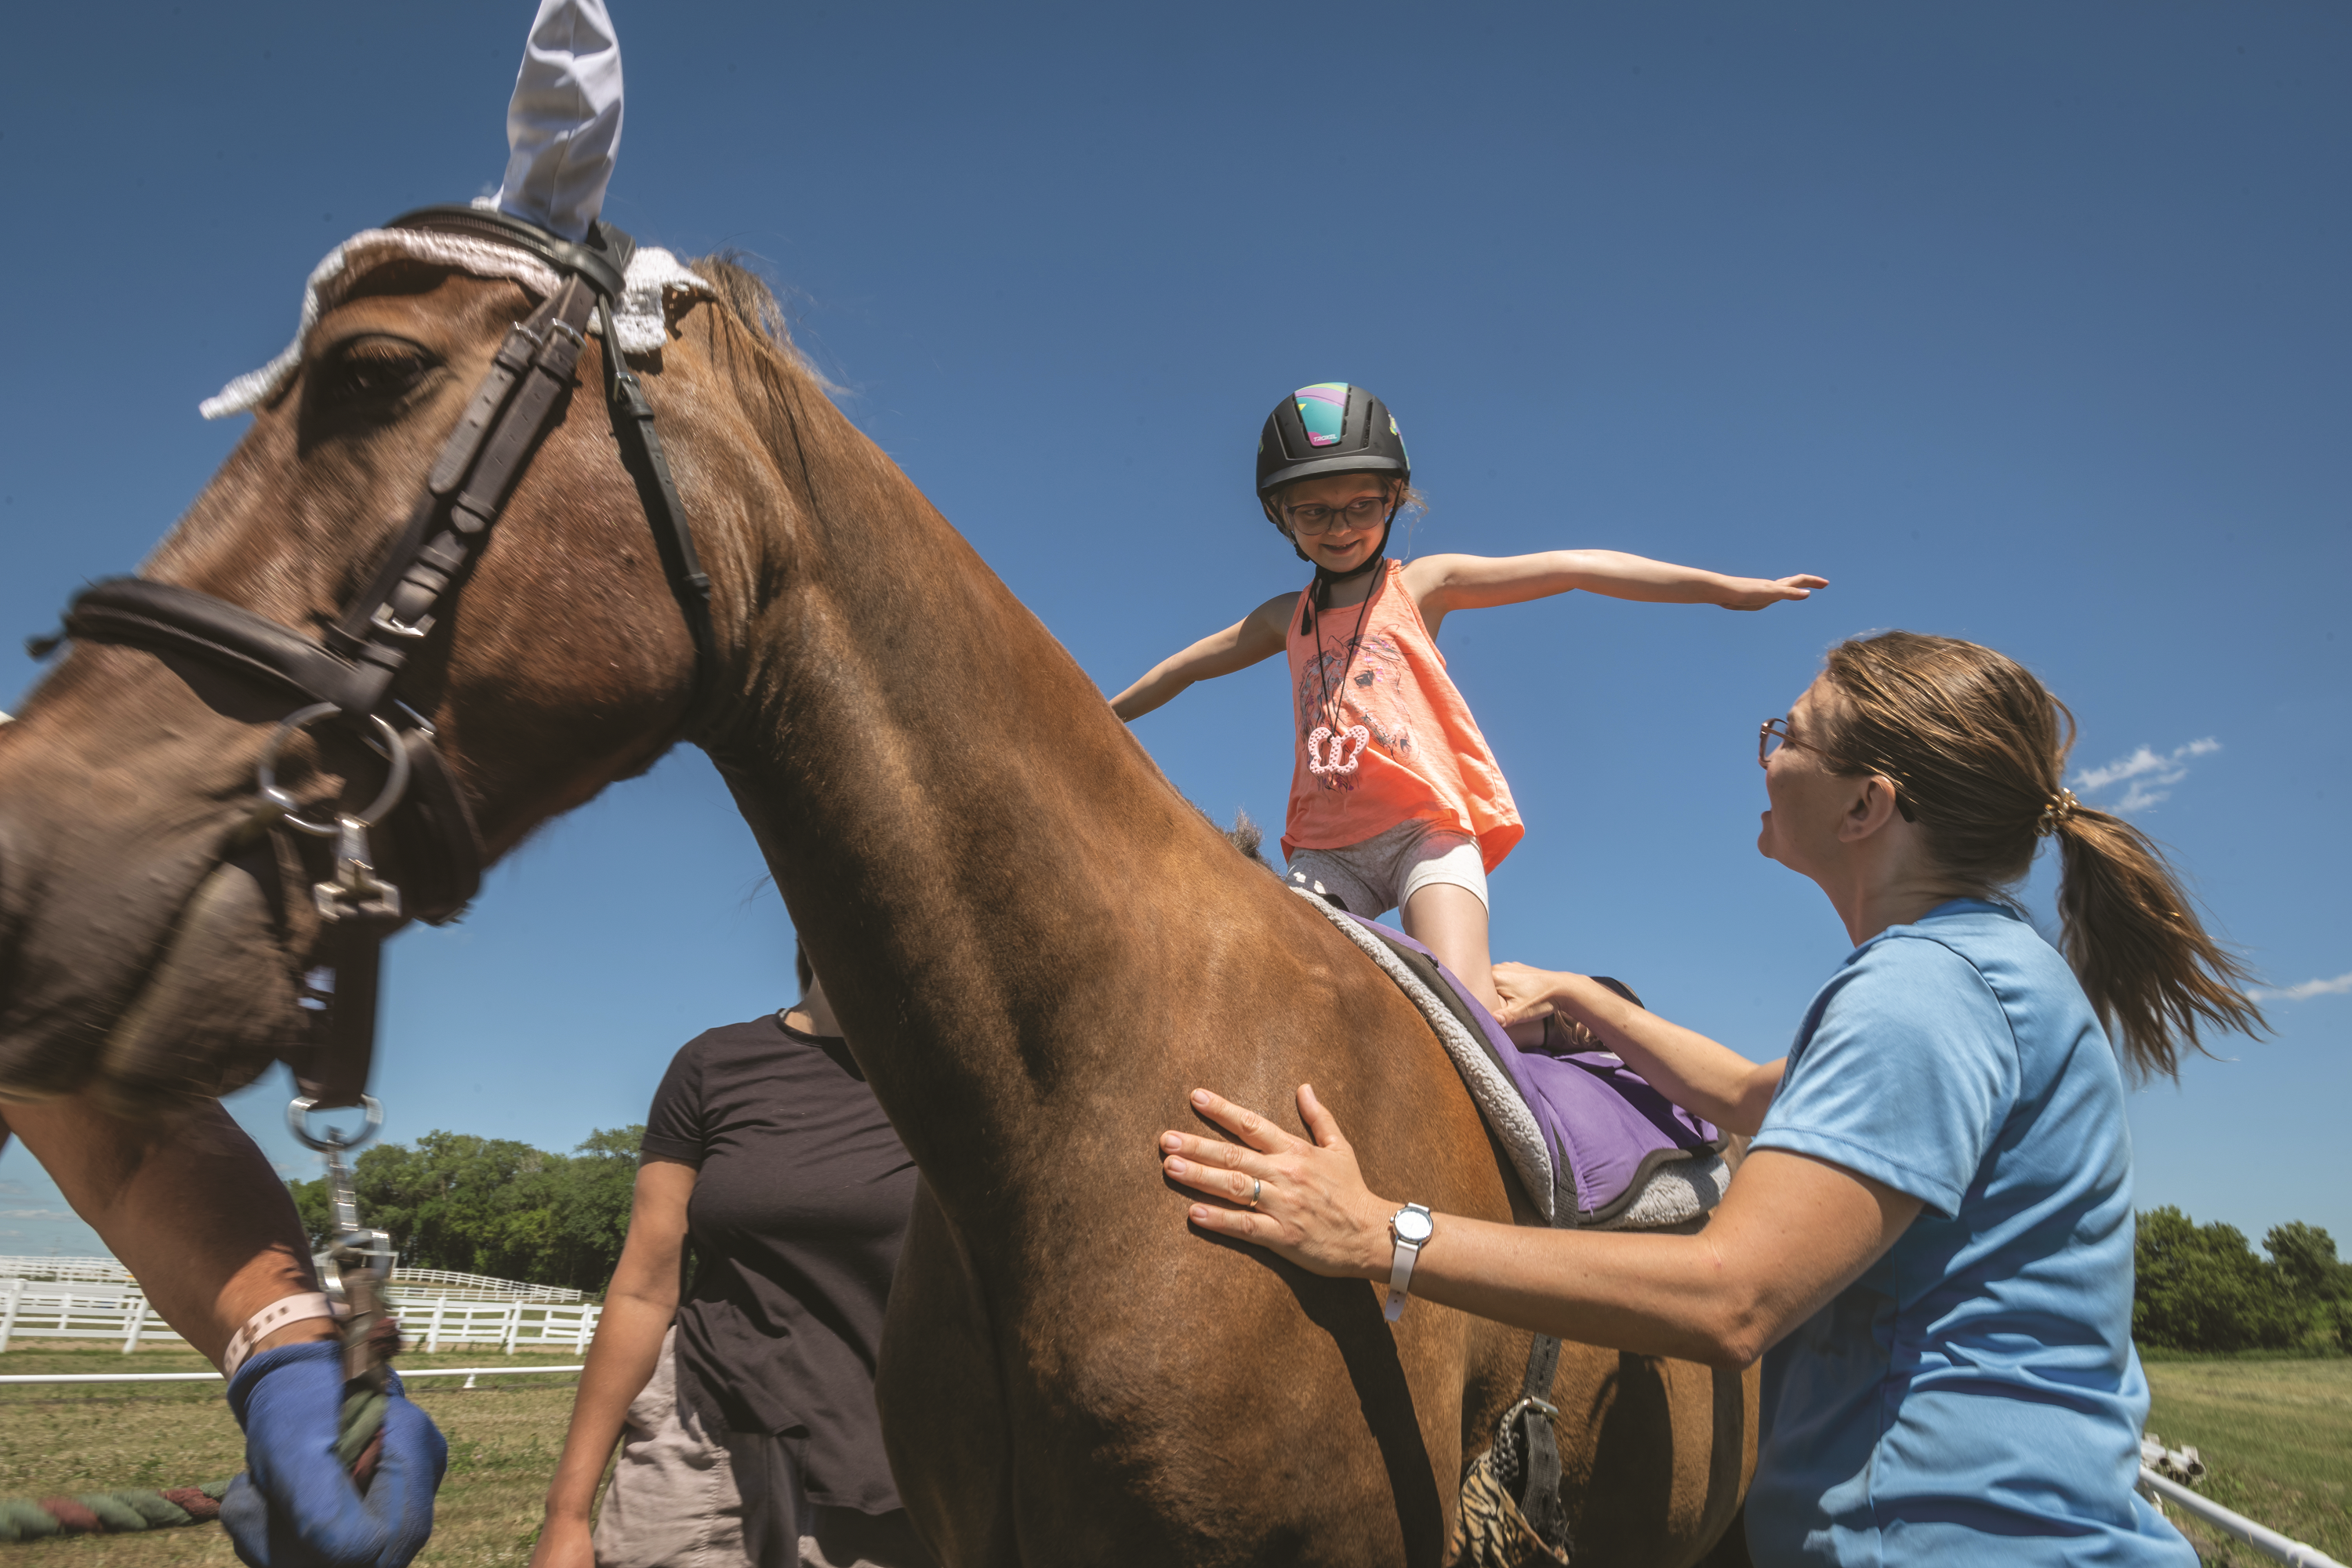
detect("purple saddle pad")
[1347,915,1722,1228]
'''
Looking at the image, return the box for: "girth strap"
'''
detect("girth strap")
[1508,1333,1574,1559]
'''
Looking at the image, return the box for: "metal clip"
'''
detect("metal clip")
[314,815,404,925]
[368,603,435,641]
[288,1096,396,1392]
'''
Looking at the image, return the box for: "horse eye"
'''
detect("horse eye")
[313,336,437,411]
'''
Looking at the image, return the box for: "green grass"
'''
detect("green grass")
[9,1342,2345,1565]
[1,1342,586,1566]
[2143,1354,2352,1566]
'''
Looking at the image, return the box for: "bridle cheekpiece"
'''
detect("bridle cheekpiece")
[27,205,717,1111]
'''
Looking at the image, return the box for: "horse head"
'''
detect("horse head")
[0,229,820,1114]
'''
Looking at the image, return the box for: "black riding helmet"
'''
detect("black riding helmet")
[1258,383,1411,629]
[1256,382,1410,500]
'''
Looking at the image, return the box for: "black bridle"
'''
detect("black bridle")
[29,205,717,1111]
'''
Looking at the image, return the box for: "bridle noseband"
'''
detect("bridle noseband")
[27,205,717,1111]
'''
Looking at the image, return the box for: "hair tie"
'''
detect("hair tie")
[2035,788,2079,837]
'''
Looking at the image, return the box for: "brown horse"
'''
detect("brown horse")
[0,247,1753,1564]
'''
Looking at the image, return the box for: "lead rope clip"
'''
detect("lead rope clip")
[289,1096,401,1468]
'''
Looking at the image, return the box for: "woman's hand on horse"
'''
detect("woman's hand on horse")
[1490,962,1566,1028]
[1161,1086,1392,1279]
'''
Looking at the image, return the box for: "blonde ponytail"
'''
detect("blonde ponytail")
[2050,805,2265,1080]
[1817,631,2266,1080]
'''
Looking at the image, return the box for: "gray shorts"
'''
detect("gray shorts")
[592,1328,931,1568]
[1285,818,1487,918]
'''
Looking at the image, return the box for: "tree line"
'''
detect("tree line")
[293,1130,2352,1347]
[2133,1207,2352,1354]
[289,1127,644,1296]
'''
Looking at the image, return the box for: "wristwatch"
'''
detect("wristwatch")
[1385,1203,1436,1323]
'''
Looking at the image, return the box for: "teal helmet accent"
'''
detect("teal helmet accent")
[1255,383,1410,498]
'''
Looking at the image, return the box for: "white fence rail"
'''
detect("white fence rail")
[0,1278,602,1356]
[2140,1469,2348,1568]
[0,1279,168,1352]
[404,1298,601,1353]
[0,1258,579,1302]
[1,1366,583,1388]
[388,1269,583,1303]
[0,1258,136,1286]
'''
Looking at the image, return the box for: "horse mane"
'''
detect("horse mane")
[682,252,834,391]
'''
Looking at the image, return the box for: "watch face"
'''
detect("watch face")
[1394,1207,1434,1244]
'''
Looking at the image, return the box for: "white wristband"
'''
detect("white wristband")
[222,1292,343,1380]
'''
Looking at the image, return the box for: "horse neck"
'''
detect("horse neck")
[695,361,1221,1188]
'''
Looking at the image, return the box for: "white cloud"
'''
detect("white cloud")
[2250,971,2352,1004]
[2071,738,2220,812]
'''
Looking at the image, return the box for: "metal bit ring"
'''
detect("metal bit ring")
[256,703,411,837]
[287,1093,385,1152]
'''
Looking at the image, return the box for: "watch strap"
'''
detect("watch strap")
[1385,1203,1432,1323]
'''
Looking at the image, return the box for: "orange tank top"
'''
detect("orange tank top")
[1281,561,1523,871]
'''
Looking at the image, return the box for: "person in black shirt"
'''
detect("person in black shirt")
[531,946,929,1568]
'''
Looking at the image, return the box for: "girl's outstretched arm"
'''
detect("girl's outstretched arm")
[1109,592,1295,720]
[1407,550,1824,630]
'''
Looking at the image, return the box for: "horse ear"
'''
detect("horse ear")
[492,0,625,243]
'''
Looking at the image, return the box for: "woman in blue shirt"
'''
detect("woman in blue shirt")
[1158,630,2265,1566]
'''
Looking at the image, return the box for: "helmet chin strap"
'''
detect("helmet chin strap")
[1286,509,1397,637]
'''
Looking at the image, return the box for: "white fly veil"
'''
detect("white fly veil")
[201,0,711,419]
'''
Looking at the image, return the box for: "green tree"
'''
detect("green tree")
[282,1125,646,1294]
[2263,1221,2352,1352]
[2135,1207,2317,1352]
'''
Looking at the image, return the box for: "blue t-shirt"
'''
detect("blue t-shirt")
[1745,900,2190,1567]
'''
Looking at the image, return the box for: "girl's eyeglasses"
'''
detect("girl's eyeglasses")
[1283,495,1389,536]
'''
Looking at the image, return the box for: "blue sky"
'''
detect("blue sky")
[2,2,2345,1260]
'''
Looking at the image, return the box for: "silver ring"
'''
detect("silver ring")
[1249,1178,1263,1209]
[255,703,411,837]
[288,1094,385,1152]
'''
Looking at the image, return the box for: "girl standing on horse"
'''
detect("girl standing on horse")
[1111,383,1824,1029]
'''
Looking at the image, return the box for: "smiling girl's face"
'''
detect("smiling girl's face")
[1275,473,1397,573]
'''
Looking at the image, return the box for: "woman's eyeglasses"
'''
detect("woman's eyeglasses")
[1283,495,1389,536]
[1760,717,1918,820]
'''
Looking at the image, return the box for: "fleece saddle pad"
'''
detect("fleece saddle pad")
[1291,886,1730,1229]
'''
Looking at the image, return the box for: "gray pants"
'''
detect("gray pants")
[592,1329,933,1568]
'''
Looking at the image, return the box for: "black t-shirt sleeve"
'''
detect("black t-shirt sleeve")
[640,1039,708,1167]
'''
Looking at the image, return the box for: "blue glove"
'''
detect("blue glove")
[220,1341,447,1568]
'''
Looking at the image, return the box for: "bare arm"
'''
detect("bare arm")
[1162,1087,1921,1368]
[1408,550,1825,630]
[531,1158,697,1568]
[1108,593,1294,720]
[1491,965,1784,1135]
[0,1096,334,1366]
